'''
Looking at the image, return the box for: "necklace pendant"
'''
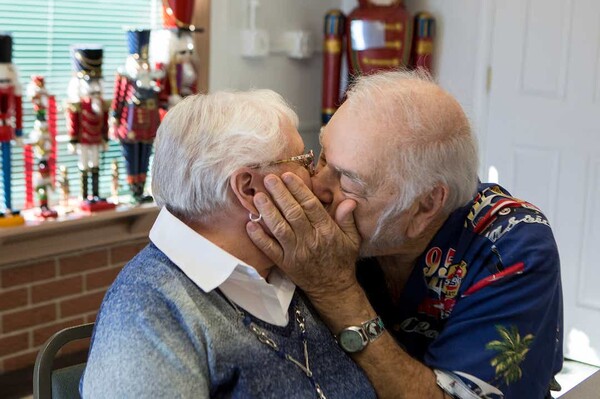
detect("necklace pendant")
[285,354,312,377]
[315,383,327,399]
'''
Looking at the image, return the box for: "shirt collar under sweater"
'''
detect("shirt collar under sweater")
[149,207,295,327]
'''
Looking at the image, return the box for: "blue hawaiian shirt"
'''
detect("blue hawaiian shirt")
[357,183,563,399]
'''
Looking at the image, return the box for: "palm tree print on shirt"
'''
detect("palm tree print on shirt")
[485,325,534,386]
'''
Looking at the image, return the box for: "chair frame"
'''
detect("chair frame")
[33,322,95,399]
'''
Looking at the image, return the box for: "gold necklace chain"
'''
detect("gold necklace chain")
[226,297,327,399]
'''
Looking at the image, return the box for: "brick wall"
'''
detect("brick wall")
[0,238,149,374]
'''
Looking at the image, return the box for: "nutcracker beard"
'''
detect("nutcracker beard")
[180,61,197,97]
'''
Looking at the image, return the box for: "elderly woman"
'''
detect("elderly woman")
[81,90,375,398]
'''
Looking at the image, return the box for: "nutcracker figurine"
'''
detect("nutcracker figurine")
[56,165,70,208]
[152,0,199,116]
[110,29,161,204]
[110,159,119,202]
[321,1,435,124]
[409,12,435,73]
[322,10,346,125]
[66,45,115,212]
[0,33,25,227]
[26,75,57,218]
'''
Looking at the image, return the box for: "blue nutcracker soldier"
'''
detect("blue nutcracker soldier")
[0,33,24,227]
[109,29,161,204]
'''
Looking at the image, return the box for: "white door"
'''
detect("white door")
[484,0,600,366]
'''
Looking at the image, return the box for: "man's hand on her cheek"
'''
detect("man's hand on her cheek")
[247,173,362,298]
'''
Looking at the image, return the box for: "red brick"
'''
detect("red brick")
[2,304,56,333]
[110,241,147,264]
[0,332,29,357]
[85,266,123,290]
[59,250,108,276]
[1,260,55,288]
[31,276,83,304]
[60,292,105,318]
[3,349,39,372]
[33,317,86,347]
[85,312,98,323]
[0,287,28,311]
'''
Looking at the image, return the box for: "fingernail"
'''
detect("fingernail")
[255,193,268,205]
[265,175,277,188]
[282,173,294,184]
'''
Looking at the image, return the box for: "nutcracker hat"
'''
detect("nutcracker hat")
[70,45,103,79]
[0,33,12,63]
[126,29,151,61]
[32,75,45,87]
[162,0,196,31]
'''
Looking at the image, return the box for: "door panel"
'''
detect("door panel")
[486,0,600,365]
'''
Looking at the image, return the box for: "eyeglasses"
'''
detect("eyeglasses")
[250,149,315,176]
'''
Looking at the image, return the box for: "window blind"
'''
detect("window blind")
[0,0,162,211]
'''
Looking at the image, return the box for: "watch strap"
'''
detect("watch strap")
[362,315,385,342]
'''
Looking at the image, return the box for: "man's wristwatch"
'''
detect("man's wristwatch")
[337,316,385,353]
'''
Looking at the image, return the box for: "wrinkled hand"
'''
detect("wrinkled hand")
[247,172,361,299]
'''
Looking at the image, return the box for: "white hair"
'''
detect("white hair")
[151,89,299,222]
[345,69,479,237]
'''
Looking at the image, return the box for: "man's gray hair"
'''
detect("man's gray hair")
[151,89,299,222]
[345,69,479,230]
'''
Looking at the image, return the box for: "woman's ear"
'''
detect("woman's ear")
[229,167,265,216]
[406,185,448,239]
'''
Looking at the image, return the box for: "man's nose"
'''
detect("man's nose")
[311,166,335,207]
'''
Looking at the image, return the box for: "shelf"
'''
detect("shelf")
[0,204,159,267]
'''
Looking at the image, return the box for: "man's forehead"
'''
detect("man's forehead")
[319,124,372,187]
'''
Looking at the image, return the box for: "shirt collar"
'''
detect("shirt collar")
[149,207,295,326]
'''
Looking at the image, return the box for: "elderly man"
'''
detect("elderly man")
[247,70,563,399]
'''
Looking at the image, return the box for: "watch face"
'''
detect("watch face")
[339,328,366,353]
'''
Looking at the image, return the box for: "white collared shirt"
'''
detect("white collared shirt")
[149,207,295,326]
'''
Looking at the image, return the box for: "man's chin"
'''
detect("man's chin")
[358,241,385,258]
[359,236,406,258]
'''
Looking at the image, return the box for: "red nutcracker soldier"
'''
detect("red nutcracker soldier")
[110,29,161,204]
[410,12,435,73]
[26,75,58,218]
[152,0,200,117]
[346,1,412,77]
[0,33,25,227]
[322,10,346,125]
[66,46,115,212]
[321,1,435,123]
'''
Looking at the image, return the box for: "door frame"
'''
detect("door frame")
[472,0,497,180]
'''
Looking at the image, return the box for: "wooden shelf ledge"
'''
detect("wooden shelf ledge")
[0,204,159,267]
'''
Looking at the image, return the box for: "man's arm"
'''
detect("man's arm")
[247,173,449,399]
[313,282,450,399]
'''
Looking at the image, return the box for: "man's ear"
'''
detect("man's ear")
[229,167,264,215]
[406,185,448,239]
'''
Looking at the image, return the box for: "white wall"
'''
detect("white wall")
[405,0,488,173]
[209,1,486,153]
[209,0,340,151]
[404,1,484,119]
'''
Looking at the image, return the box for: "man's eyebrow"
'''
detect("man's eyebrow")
[332,165,368,192]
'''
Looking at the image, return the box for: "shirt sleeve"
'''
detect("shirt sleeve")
[423,214,563,398]
[80,284,210,398]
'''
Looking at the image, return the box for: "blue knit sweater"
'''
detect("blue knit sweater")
[81,243,376,398]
